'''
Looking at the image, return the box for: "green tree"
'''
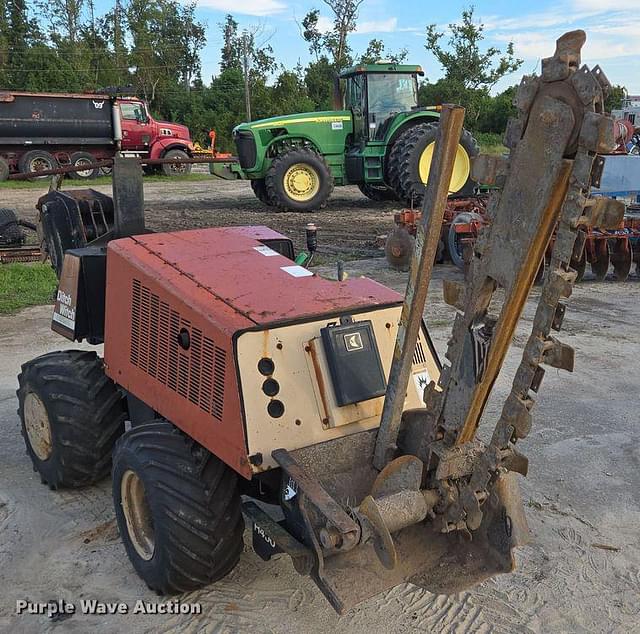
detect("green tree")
[219,14,241,71]
[424,6,522,126]
[605,85,626,114]
[426,7,522,92]
[360,38,407,64]
[301,0,363,71]
[475,85,517,133]
[126,0,205,106]
[271,66,315,115]
[304,56,336,110]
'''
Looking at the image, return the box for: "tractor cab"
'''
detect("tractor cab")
[340,63,424,142]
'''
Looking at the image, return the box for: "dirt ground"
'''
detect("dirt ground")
[1,179,639,633]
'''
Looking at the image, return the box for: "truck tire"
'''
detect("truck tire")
[265,148,333,212]
[0,208,25,245]
[69,151,99,180]
[387,123,478,206]
[112,420,244,594]
[161,149,191,176]
[250,178,275,206]
[358,183,398,202]
[0,157,9,181]
[19,150,58,180]
[17,350,126,489]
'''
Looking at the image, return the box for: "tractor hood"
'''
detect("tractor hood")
[233,111,353,173]
[234,110,352,135]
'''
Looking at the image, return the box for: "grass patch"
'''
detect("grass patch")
[0,263,57,313]
[476,132,507,156]
[0,172,213,189]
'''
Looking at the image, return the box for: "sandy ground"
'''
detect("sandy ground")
[0,179,639,633]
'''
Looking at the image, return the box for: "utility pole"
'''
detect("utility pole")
[114,0,122,84]
[241,33,252,122]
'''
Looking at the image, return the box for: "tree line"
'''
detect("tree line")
[0,1,625,150]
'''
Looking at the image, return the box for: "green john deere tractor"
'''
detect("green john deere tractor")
[218,63,479,212]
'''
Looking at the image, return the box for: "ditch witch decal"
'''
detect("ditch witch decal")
[51,255,80,339]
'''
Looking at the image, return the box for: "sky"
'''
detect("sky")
[178,0,640,96]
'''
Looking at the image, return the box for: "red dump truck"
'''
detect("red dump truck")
[0,91,195,179]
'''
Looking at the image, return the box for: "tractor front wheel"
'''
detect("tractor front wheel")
[112,419,244,594]
[388,123,478,206]
[17,350,126,489]
[265,148,333,212]
[250,178,275,206]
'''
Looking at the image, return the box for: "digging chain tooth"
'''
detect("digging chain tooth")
[503,117,523,151]
[492,394,532,443]
[541,29,585,82]
[570,64,605,107]
[590,65,611,97]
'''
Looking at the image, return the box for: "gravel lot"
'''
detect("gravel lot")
[1,178,638,633]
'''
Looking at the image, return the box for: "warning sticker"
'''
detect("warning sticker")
[281,265,313,278]
[412,369,430,401]
[253,245,279,257]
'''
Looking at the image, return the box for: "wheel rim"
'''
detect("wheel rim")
[418,142,471,193]
[168,156,187,175]
[24,392,53,461]
[283,163,320,202]
[121,469,155,561]
[73,158,94,178]
[29,157,53,173]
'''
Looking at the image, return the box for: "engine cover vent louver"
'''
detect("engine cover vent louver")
[413,339,427,365]
[130,279,225,420]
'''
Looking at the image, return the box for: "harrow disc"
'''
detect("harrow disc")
[610,237,633,281]
[570,248,587,282]
[590,238,610,281]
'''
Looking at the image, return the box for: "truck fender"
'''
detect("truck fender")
[150,139,191,160]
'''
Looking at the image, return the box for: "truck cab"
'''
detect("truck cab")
[117,97,193,162]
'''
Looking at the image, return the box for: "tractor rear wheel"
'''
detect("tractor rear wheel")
[388,123,478,206]
[17,350,126,489]
[265,148,333,212]
[251,178,275,206]
[112,420,244,593]
[358,183,398,202]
